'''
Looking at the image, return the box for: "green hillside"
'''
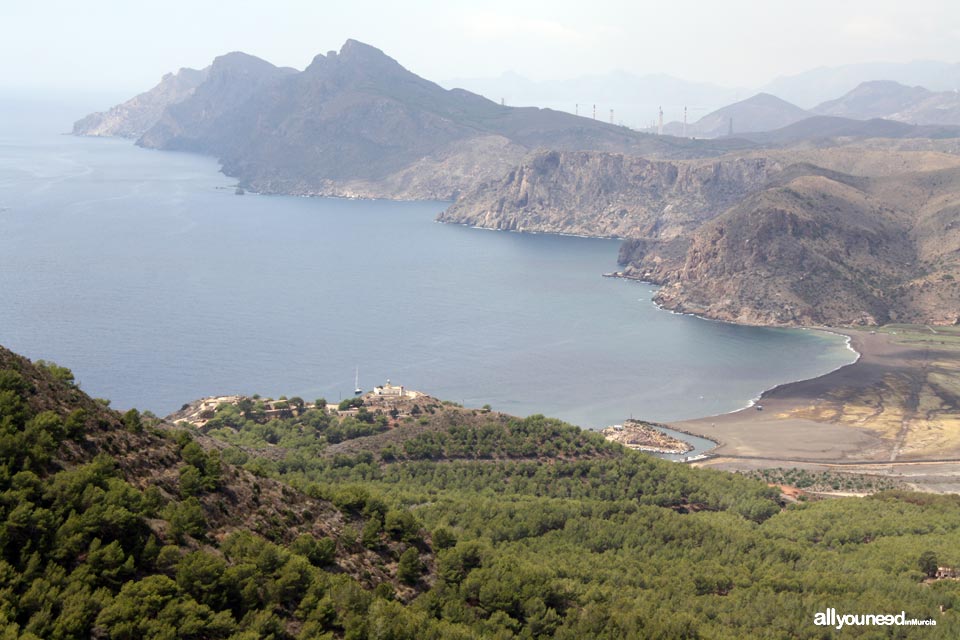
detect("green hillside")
[1,345,960,638]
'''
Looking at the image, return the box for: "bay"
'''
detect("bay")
[0,98,856,430]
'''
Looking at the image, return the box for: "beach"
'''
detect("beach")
[672,326,960,491]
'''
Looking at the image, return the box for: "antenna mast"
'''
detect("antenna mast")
[657,106,663,135]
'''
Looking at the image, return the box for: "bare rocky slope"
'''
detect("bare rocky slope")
[621,163,960,325]
[72,66,210,138]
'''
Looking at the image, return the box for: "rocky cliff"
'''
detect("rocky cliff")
[439,150,782,237]
[619,164,960,326]
[72,66,209,138]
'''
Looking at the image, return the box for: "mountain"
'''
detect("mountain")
[74,40,750,200]
[762,60,960,108]
[439,150,782,238]
[812,80,934,119]
[72,66,210,138]
[619,159,960,325]
[137,52,298,154]
[899,90,960,126]
[810,80,960,126]
[444,70,744,129]
[662,93,810,138]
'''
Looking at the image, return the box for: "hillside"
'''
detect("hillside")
[74,40,747,200]
[619,163,960,325]
[813,80,960,126]
[71,66,210,138]
[7,345,960,636]
[813,80,934,120]
[0,345,437,638]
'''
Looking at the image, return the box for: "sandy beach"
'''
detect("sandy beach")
[670,326,960,490]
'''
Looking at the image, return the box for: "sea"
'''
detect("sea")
[0,92,856,450]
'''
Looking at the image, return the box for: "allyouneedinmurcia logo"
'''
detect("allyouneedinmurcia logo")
[814,608,936,629]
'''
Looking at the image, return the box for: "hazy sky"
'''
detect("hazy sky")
[3,0,959,92]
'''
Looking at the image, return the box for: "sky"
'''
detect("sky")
[3,0,960,93]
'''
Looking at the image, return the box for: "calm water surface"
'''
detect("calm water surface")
[0,97,856,430]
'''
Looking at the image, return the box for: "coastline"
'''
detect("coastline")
[718,327,862,416]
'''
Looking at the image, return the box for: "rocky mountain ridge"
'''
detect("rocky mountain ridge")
[74,39,745,201]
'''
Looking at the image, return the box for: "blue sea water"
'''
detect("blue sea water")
[0,95,855,431]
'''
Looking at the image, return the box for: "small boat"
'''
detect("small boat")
[354,367,362,395]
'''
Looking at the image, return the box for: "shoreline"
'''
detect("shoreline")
[718,327,862,417]
[661,327,867,458]
[665,328,918,465]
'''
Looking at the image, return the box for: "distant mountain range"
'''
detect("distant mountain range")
[74,40,743,200]
[762,60,960,108]
[652,80,960,141]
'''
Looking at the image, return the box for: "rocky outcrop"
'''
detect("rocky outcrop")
[72,66,209,138]
[601,420,692,454]
[439,150,782,237]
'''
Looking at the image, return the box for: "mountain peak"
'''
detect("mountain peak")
[744,92,800,107]
[305,39,402,75]
[208,51,283,77]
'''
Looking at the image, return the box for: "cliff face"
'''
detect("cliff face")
[439,150,782,238]
[620,167,960,326]
[137,52,297,155]
[72,67,209,138]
